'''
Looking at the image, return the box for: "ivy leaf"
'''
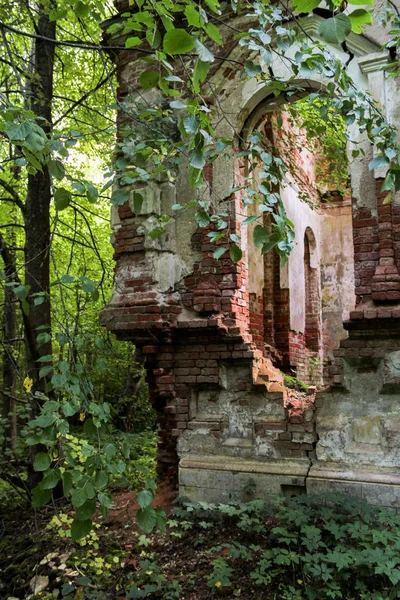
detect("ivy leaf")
[230,244,242,263]
[33,452,51,472]
[163,29,195,55]
[139,70,160,90]
[253,225,269,247]
[71,518,92,540]
[349,9,373,34]
[319,15,351,45]
[54,188,71,211]
[137,506,157,533]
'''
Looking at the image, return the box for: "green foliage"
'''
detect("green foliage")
[283,374,309,393]
[163,494,400,598]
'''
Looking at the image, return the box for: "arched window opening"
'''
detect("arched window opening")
[304,229,321,355]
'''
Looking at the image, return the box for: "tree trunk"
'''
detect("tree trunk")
[0,234,18,453]
[24,5,56,489]
[24,6,56,390]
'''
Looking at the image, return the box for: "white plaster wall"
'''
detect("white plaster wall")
[281,185,321,334]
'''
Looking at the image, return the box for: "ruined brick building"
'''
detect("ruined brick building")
[101,9,400,507]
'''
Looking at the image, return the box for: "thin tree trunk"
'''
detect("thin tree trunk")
[24,5,56,489]
[0,234,17,453]
[24,5,55,389]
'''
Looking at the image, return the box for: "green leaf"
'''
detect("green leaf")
[62,472,73,496]
[111,187,130,205]
[31,486,52,508]
[183,115,200,135]
[133,191,144,214]
[42,469,61,490]
[195,210,210,227]
[39,365,53,378]
[230,244,242,263]
[213,247,227,259]
[36,354,53,363]
[244,60,262,77]
[71,518,92,540]
[139,70,160,90]
[137,506,157,533]
[293,0,321,11]
[319,14,351,45]
[62,583,75,596]
[194,40,214,63]
[369,155,389,171]
[86,182,98,203]
[125,36,142,48]
[94,471,108,489]
[253,225,269,248]
[137,489,154,509]
[48,159,65,180]
[193,60,210,93]
[54,188,72,211]
[52,373,67,388]
[189,147,206,169]
[74,1,90,18]
[72,481,95,508]
[163,29,195,55]
[75,499,97,521]
[204,22,222,45]
[34,452,51,472]
[242,215,259,225]
[349,9,373,33]
[185,5,202,27]
[155,507,167,533]
[13,284,30,300]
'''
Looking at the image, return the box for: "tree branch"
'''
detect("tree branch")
[0,178,25,214]
[53,67,117,126]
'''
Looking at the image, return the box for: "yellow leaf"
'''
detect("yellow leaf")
[79,412,85,421]
[23,376,33,393]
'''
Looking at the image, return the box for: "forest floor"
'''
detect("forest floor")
[2,478,400,599]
